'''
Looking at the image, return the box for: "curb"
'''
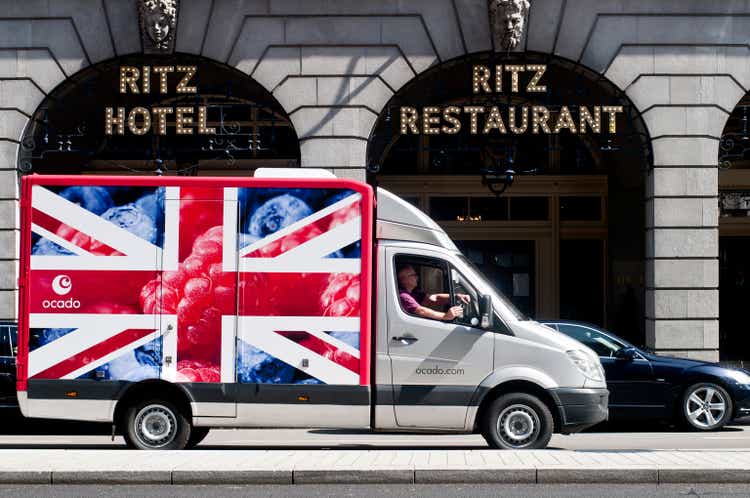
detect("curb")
[536,468,658,484]
[0,468,749,485]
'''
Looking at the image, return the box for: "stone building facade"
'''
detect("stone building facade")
[1,0,749,362]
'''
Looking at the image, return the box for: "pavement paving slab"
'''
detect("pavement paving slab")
[2,427,750,485]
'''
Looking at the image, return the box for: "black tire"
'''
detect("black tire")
[186,427,210,449]
[680,382,733,431]
[122,398,191,450]
[482,392,554,449]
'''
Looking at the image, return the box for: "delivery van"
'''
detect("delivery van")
[16,170,608,450]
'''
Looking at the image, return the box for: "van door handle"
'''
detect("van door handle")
[392,336,418,344]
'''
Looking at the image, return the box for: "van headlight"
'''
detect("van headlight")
[567,350,604,382]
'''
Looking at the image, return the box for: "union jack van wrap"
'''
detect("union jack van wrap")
[17,175,373,427]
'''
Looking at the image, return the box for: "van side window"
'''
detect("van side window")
[395,255,486,328]
[394,256,453,322]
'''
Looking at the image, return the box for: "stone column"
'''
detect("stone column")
[605,43,750,362]
[645,138,719,361]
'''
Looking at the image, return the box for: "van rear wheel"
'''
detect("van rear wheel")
[482,393,553,449]
[123,399,191,450]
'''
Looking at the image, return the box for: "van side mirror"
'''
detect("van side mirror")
[479,295,493,329]
[614,347,637,361]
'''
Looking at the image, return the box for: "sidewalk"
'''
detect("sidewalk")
[0,449,749,485]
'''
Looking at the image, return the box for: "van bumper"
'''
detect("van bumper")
[550,388,609,434]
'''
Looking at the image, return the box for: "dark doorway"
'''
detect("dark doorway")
[560,239,604,327]
[719,236,750,362]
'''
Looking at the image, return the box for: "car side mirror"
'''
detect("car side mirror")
[614,347,637,361]
[479,294,493,329]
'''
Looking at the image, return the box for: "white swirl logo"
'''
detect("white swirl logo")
[51,275,72,296]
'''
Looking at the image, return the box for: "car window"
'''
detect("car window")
[556,324,625,357]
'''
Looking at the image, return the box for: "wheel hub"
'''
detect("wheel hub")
[685,387,726,429]
[497,404,540,447]
[134,404,177,448]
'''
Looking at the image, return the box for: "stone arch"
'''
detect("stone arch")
[365,50,652,342]
[365,50,652,173]
[17,52,300,176]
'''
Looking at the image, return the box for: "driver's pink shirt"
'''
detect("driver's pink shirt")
[399,288,426,314]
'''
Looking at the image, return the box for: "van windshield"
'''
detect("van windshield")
[457,254,527,321]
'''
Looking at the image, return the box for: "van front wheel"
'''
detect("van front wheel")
[482,393,553,449]
[123,399,191,450]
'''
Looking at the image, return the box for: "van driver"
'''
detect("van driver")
[397,264,468,322]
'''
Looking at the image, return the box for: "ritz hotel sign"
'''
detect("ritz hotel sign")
[399,65,623,135]
[104,65,216,136]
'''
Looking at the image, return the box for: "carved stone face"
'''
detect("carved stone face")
[491,0,530,50]
[139,0,177,52]
[145,8,171,44]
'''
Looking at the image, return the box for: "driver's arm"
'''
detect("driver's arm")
[425,293,471,305]
[413,305,463,321]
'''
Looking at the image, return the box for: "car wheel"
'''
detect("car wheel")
[681,382,733,431]
[482,393,553,449]
[123,399,191,450]
[186,427,210,449]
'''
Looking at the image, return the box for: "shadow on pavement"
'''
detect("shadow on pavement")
[0,408,111,435]
[585,419,745,433]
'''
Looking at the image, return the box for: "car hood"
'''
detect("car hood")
[641,351,750,378]
[640,351,711,369]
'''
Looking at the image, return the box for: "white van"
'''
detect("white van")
[17,172,607,450]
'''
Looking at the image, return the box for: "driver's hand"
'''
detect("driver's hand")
[457,294,471,304]
[443,306,464,321]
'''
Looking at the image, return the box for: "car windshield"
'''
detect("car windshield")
[458,254,527,321]
[552,323,633,357]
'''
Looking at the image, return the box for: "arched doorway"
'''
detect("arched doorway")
[367,52,652,345]
[18,54,300,176]
[718,92,750,363]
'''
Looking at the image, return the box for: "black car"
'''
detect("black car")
[0,323,17,408]
[541,320,750,431]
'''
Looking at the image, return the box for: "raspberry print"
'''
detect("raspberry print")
[321,273,360,317]
[139,225,231,379]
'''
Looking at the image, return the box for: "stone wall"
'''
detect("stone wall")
[0,0,748,360]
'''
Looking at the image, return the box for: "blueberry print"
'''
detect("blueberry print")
[101,203,158,244]
[247,194,312,237]
[59,186,114,215]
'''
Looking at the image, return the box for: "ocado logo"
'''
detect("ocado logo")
[44,275,80,309]
[51,275,72,296]
[42,298,81,310]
